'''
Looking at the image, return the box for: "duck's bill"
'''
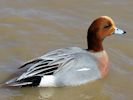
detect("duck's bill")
[113,27,126,35]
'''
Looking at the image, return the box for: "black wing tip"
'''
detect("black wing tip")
[4,76,42,87]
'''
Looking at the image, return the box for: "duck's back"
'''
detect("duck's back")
[5,47,102,87]
[39,47,101,87]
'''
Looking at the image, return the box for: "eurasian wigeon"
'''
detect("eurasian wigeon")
[5,16,126,87]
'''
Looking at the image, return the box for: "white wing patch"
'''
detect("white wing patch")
[77,68,90,72]
[39,75,56,87]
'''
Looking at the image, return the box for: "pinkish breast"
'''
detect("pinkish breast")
[91,51,109,78]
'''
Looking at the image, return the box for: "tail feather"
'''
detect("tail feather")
[6,82,32,87]
[4,76,42,87]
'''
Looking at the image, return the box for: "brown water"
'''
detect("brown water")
[0,0,133,100]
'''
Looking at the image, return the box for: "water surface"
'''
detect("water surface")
[0,0,133,100]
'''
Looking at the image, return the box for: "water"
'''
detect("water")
[0,0,133,100]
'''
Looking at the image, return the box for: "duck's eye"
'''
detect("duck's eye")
[104,24,111,29]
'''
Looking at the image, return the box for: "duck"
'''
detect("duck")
[4,16,126,87]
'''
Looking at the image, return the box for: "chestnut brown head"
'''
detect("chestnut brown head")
[87,16,126,52]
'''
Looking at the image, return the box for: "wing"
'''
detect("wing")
[5,47,77,87]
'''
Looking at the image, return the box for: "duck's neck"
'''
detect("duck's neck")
[87,35,103,52]
[86,29,109,77]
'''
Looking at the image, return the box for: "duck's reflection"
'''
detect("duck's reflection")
[38,88,55,99]
[4,79,110,100]
[38,80,110,100]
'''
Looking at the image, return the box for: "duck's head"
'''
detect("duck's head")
[87,16,126,52]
